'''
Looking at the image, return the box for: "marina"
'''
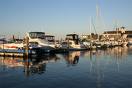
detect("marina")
[0,0,132,88]
[0,27,132,57]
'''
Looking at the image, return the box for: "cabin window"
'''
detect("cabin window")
[127,35,132,38]
[69,42,72,45]
[45,36,55,41]
[62,42,72,45]
[66,36,73,40]
[29,42,38,46]
[62,42,68,45]
[29,32,45,39]
[74,35,78,40]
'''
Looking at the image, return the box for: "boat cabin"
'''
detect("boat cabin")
[0,38,6,44]
[45,35,55,43]
[29,32,45,39]
[66,34,79,44]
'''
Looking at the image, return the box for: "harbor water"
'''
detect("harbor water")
[0,46,132,88]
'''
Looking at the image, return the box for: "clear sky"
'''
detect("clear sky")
[0,0,132,39]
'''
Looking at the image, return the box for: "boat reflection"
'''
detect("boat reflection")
[62,51,80,66]
[0,54,60,77]
[0,46,132,78]
[0,57,23,68]
[23,57,46,76]
[81,46,132,60]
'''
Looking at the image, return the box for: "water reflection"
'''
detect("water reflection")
[81,47,132,72]
[82,46,132,60]
[0,57,23,68]
[0,54,60,77]
[0,46,132,88]
[23,57,46,76]
[62,51,80,66]
[79,46,132,88]
[0,46,132,73]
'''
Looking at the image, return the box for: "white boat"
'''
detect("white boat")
[60,34,87,50]
[121,41,128,47]
[127,35,132,46]
[128,41,132,46]
[0,38,23,50]
[0,32,57,53]
[25,32,56,53]
[0,43,23,50]
[45,34,60,48]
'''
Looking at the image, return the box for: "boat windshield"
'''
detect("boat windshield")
[29,32,45,39]
[45,36,55,42]
[66,35,78,40]
[66,36,73,40]
[127,35,132,38]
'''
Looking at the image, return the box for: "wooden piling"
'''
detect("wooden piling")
[23,36,29,58]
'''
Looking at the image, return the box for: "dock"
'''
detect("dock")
[0,48,69,57]
[0,52,23,57]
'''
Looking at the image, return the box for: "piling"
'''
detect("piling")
[23,36,29,58]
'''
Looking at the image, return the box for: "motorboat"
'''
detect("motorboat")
[25,32,56,53]
[60,34,88,51]
[0,38,23,50]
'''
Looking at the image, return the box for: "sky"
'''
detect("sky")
[0,0,132,39]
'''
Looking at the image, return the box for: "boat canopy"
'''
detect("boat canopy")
[29,32,45,39]
[66,34,79,40]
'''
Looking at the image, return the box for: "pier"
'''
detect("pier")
[0,52,23,57]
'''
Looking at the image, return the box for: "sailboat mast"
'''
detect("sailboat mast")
[89,16,92,41]
[95,2,100,41]
[89,16,93,48]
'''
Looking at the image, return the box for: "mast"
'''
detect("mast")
[90,16,92,41]
[95,2,101,41]
[89,16,93,49]
[96,1,106,41]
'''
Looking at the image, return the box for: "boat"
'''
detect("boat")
[45,34,60,48]
[60,34,88,51]
[128,41,132,46]
[25,32,57,53]
[0,38,23,50]
[127,34,132,46]
[0,32,56,53]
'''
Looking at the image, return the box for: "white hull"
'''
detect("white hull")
[26,32,57,53]
[0,43,23,50]
[121,42,128,47]
[61,41,88,51]
[128,40,132,46]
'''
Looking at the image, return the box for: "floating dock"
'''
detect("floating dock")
[0,52,23,57]
[0,48,69,57]
[0,49,33,57]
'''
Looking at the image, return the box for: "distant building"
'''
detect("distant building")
[80,35,89,40]
[81,33,99,41]
[102,27,132,41]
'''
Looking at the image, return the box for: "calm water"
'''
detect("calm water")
[0,46,132,88]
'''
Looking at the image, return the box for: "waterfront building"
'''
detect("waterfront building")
[102,27,127,41]
[102,27,132,46]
